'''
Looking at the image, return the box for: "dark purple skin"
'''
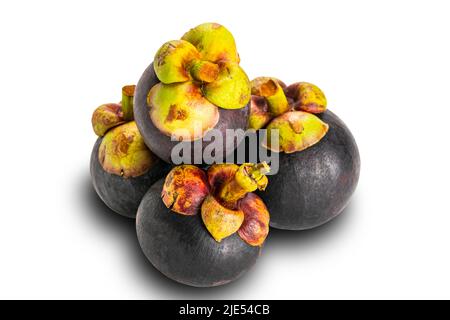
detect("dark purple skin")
[90,138,172,218]
[136,179,261,287]
[134,63,250,164]
[257,110,360,230]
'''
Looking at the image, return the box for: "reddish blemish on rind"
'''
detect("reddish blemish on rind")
[238,193,270,247]
[161,165,210,215]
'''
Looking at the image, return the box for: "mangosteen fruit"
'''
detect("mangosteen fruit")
[90,86,171,218]
[134,23,251,164]
[261,110,360,230]
[246,77,360,230]
[136,163,271,287]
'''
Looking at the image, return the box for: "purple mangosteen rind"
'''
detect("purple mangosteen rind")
[134,63,250,164]
[257,110,360,230]
[136,179,262,287]
[90,137,172,218]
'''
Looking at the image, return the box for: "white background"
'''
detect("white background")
[0,0,449,299]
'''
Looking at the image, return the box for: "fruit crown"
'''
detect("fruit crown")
[98,121,157,178]
[148,23,251,141]
[249,77,329,153]
[92,86,159,178]
[161,163,271,247]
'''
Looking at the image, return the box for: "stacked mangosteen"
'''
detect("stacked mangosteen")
[89,23,360,287]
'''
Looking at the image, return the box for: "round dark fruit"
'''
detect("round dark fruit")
[136,180,261,287]
[134,64,249,164]
[259,110,360,230]
[90,122,171,218]
[134,23,251,164]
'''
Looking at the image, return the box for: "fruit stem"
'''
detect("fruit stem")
[251,78,290,116]
[217,162,270,208]
[121,85,136,121]
[189,60,219,83]
[266,88,290,116]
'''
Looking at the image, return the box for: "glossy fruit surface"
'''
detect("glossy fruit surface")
[90,138,171,218]
[258,110,360,230]
[136,180,261,287]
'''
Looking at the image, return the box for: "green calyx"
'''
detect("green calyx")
[203,62,251,110]
[92,85,136,137]
[150,23,250,140]
[251,77,289,116]
[285,82,327,114]
[92,86,155,178]
[249,77,290,130]
[122,85,136,121]
[154,40,200,84]
[202,162,271,246]
[98,121,157,178]
[92,103,125,137]
[158,163,271,246]
[182,22,240,63]
[250,77,329,153]
[263,111,329,153]
[147,82,219,141]
[188,59,219,83]
[216,162,270,209]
